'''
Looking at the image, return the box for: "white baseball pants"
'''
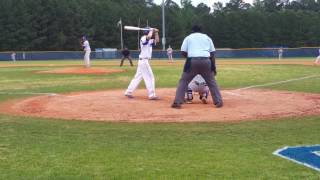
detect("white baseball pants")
[189,83,209,95]
[125,59,156,98]
[315,56,320,64]
[84,50,91,68]
[168,53,173,61]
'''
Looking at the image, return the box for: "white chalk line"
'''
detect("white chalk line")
[224,74,320,97]
[223,91,243,97]
[235,74,320,91]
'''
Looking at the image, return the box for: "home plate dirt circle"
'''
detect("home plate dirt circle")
[1,88,320,122]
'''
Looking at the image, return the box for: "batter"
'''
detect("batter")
[124,27,160,100]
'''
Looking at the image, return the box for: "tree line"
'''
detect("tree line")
[0,0,320,51]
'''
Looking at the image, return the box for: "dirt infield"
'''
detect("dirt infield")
[36,67,125,75]
[1,88,320,123]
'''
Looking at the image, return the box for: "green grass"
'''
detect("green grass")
[220,64,320,90]
[0,58,319,179]
[1,116,320,179]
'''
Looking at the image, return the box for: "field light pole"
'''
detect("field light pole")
[120,19,123,50]
[162,0,166,51]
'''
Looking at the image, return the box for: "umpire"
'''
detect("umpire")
[120,47,133,66]
[171,25,223,108]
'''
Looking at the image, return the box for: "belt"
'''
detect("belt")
[139,58,150,60]
[190,57,209,60]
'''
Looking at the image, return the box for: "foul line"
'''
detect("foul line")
[235,74,320,91]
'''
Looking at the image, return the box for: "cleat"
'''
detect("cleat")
[215,102,223,108]
[125,94,134,99]
[149,96,160,100]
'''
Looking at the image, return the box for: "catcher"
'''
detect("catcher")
[185,74,209,104]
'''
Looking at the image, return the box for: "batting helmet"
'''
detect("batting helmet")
[143,27,151,35]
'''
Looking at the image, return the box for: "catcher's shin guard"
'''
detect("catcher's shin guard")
[204,91,208,99]
[187,88,193,101]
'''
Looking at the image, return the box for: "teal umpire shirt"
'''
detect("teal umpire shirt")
[180,32,215,58]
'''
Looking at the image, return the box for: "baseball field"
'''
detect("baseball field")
[0,58,320,179]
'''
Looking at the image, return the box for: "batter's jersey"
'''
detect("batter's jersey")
[139,36,155,59]
[83,40,91,51]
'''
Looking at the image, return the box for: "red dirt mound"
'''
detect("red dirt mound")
[36,67,125,75]
[1,88,320,123]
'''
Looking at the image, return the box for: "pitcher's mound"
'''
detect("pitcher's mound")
[1,88,320,123]
[37,67,125,75]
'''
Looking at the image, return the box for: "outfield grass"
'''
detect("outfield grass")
[0,58,319,179]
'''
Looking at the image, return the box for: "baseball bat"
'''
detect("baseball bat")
[124,26,150,31]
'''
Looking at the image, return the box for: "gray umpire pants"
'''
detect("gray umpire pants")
[173,58,223,105]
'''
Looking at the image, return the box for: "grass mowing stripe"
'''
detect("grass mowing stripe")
[0,92,58,96]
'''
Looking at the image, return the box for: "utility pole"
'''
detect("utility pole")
[137,18,140,50]
[119,18,123,49]
[162,0,166,51]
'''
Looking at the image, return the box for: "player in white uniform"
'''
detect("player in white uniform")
[124,27,160,100]
[278,47,283,60]
[11,52,16,62]
[167,45,173,62]
[81,36,91,68]
[185,74,209,104]
[314,48,320,65]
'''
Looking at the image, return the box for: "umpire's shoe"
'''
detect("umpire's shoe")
[215,101,223,108]
[171,102,182,109]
